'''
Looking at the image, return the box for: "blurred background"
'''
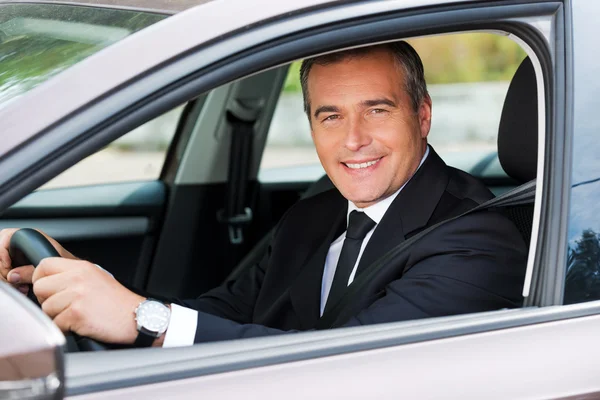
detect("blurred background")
[0,31,526,188]
[261,34,525,179]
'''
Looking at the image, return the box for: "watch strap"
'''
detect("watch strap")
[134,298,168,348]
[134,327,157,348]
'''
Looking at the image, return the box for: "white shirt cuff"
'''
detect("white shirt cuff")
[163,304,198,348]
[96,265,197,347]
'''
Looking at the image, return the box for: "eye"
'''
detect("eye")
[322,114,340,122]
[370,108,388,114]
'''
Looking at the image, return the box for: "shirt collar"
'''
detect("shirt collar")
[347,145,430,225]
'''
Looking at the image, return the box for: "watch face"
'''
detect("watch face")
[136,300,171,334]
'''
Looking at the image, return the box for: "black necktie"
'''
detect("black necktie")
[324,210,376,313]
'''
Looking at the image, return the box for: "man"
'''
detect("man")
[0,42,527,347]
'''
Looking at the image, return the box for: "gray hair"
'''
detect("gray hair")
[299,41,429,118]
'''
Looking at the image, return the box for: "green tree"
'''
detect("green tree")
[0,5,164,103]
[564,229,600,304]
[410,33,526,84]
[282,32,527,93]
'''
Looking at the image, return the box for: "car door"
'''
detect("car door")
[1,0,596,398]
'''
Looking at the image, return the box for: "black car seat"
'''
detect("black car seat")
[497,56,538,246]
[227,56,538,281]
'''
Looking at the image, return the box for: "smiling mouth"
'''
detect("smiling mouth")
[343,157,383,170]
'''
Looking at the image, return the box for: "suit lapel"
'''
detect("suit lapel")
[287,147,450,327]
[356,148,450,275]
[288,196,346,330]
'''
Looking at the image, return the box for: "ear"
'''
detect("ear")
[418,95,432,139]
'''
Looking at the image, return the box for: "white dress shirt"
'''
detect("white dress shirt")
[163,146,430,347]
[320,146,429,315]
[320,187,402,316]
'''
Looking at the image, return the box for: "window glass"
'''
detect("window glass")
[261,61,317,176]
[564,6,600,304]
[41,106,184,189]
[0,4,165,108]
[259,33,526,183]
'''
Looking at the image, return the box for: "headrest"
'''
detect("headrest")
[498,57,538,183]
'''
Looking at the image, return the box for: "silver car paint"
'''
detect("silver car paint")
[0,283,65,399]
[69,308,600,399]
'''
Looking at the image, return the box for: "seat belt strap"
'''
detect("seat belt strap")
[315,180,536,329]
[217,100,261,245]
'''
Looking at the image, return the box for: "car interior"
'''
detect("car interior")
[0,33,540,345]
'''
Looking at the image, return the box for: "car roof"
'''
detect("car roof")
[0,0,214,14]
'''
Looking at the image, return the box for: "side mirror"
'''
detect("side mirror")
[0,281,65,399]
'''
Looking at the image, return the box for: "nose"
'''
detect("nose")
[343,117,372,151]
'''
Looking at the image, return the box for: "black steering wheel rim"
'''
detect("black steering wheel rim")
[9,229,60,267]
[9,228,110,352]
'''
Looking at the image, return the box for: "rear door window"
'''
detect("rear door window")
[41,104,185,189]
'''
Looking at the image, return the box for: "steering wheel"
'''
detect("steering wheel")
[9,228,110,352]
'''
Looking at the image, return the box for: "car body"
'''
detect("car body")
[0,0,599,398]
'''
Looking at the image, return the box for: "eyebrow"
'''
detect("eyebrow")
[312,98,397,119]
[313,105,340,119]
[361,98,397,108]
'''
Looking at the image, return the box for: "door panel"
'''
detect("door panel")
[64,304,600,399]
[2,181,165,218]
[103,312,600,399]
[0,181,166,286]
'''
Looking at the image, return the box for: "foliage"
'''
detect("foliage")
[0,4,165,104]
[411,33,527,84]
[283,32,527,92]
[0,36,99,97]
[283,61,302,93]
[565,229,600,304]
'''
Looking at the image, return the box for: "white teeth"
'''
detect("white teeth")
[346,159,379,169]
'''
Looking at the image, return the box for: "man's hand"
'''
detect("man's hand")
[32,257,145,344]
[0,228,77,294]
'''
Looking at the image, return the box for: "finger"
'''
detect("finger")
[0,250,11,279]
[51,307,75,334]
[0,229,18,277]
[0,228,18,251]
[41,289,75,319]
[32,272,71,304]
[17,284,30,295]
[32,258,70,283]
[6,265,35,285]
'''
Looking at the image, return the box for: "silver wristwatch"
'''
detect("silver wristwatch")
[134,298,171,347]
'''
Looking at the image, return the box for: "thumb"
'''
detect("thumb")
[7,265,35,285]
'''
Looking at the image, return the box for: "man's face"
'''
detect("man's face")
[307,50,432,208]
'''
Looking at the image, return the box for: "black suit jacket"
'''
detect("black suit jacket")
[176,148,528,343]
